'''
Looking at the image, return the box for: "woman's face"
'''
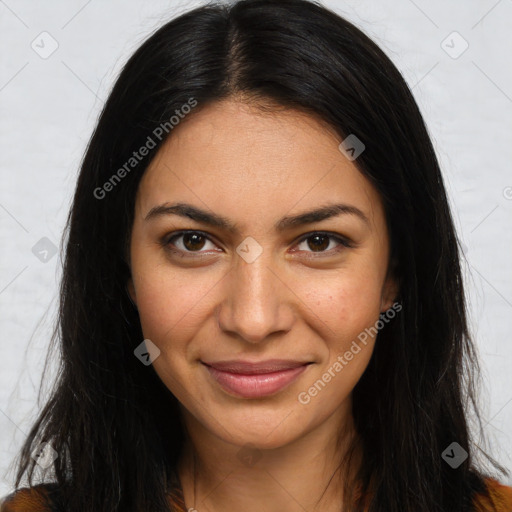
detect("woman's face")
[128,99,397,449]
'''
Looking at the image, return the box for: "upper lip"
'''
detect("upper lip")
[202,359,312,374]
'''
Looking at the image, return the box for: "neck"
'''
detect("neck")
[177,399,361,512]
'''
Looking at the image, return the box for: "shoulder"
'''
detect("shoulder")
[0,484,57,512]
[473,477,512,512]
[1,481,187,512]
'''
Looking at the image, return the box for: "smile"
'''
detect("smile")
[201,360,312,398]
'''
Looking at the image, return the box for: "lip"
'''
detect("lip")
[202,359,312,398]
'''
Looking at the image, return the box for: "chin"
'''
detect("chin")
[227,430,297,452]
[208,407,309,451]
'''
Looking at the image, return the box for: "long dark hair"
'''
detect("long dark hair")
[9,0,508,510]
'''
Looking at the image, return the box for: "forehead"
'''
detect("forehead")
[135,99,385,233]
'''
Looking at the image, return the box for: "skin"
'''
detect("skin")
[127,98,398,511]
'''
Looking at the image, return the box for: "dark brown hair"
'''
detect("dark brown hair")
[10,0,508,510]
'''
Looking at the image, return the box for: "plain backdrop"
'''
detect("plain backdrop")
[1,0,511,496]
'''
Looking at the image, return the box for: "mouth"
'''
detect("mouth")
[201,359,313,398]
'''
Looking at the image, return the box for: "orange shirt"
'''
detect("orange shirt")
[1,476,511,511]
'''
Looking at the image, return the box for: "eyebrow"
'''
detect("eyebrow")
[144,201,370,233]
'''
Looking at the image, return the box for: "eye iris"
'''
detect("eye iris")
[177,233,335,253]
[307,235,329,252]
[183,233,206,251]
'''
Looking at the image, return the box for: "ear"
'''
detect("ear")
[380,272,400,313]
[126,278,137,308]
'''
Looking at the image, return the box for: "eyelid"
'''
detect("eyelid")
[294,231,354,252]
[163,230,221,255]
[162,229,354,258]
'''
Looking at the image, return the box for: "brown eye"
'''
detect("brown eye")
[162,230,352,259]
[295,232,352,255]
[305,234,330,252]
[165,231,218,255]
[182,233,207,251]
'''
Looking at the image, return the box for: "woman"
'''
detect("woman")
[1,0,511,511]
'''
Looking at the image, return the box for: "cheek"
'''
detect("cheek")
[300,264,384,339]
[133,266,215,345]
[295,272,382,411]
[132,268,216,400]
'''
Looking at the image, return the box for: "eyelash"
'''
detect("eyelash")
[161,230,353,258]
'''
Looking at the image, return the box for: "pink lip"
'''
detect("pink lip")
[202,359,312,398]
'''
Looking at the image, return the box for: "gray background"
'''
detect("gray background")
[1,0,511,495]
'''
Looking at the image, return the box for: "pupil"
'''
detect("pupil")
[181,234,330,252]
[308,235,328,251]
[184,233,205,251]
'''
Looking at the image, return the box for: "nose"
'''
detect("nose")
[216,248,295,344]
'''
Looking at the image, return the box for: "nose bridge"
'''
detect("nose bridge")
[218,240,292,343]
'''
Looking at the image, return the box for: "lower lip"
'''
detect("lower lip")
[203,364,309,398]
